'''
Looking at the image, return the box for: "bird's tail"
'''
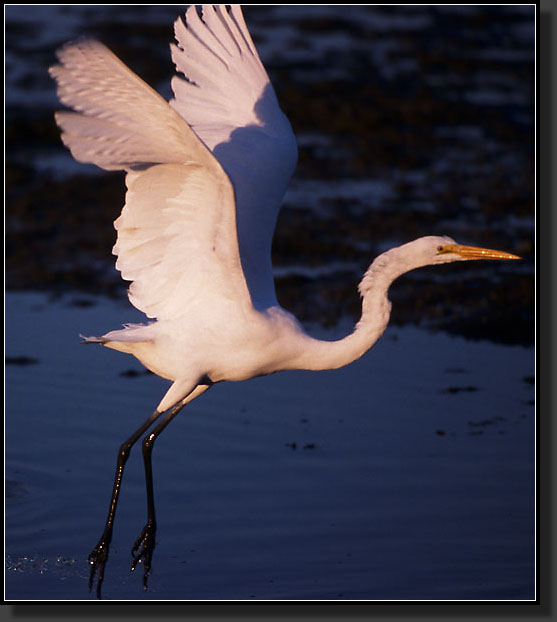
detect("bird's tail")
[79,322,155,345]
[79,333,107,345]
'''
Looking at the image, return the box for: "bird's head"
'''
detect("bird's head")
[428,235,520,265]
[365,236,521,289]
[397,235,521,271]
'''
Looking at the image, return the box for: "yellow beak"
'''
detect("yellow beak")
[438,244,521,260]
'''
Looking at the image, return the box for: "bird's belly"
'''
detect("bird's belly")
[130,308,305,384]
[203,324,304,383]
[204,341,290,383]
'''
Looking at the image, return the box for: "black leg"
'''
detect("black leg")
[88,408,164,599]
[130,383,211,588]
[129,401,187,587]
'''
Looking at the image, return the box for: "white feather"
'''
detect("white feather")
[49,39,215,172]
[114,163,250,321]
[170,5,298,308]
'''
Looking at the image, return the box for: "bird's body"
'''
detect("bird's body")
[91,231,511,413]
[100,303,306,385]
[88,234,461,411]
[50,5,519,597]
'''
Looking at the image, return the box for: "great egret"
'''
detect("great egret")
[50,5,520,597]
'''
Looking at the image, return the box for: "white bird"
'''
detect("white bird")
[50,5,519,597]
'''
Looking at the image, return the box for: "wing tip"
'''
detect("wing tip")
[52,37,107,66]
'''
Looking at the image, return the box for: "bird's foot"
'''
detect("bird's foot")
[88,532,112,599]
[130,521,156,589]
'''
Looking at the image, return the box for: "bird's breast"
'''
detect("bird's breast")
[202,308,306,383]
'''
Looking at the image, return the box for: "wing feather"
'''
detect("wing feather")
[50,38,252,320]
[170,6,270,146]
[170,6,298,308]
[51,6,299,318]
[49,39,217,172]
[115,163,249,320]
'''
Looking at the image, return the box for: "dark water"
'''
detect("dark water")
[6,293,534,601]
[5,5,535,601]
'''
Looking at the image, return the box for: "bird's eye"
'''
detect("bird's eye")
[437,245,444,253]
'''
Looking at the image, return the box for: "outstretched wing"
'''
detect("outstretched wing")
[170,5,298,308]
[50,39,252,320]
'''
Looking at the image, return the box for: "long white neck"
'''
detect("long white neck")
[293,247,412,372]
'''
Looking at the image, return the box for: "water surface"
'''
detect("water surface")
[6,293,534,600]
